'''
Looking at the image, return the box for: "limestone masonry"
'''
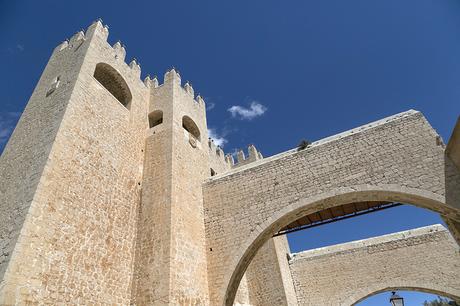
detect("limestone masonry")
[0,20,459,305]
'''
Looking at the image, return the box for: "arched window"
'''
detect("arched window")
[182,115,201,141]
[148,110,163,128]
[93,63,132,109]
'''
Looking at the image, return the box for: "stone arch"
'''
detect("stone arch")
[346,283,460,306]
[223,185,460,306]
[94,62,132,109]
[182,115,201,141]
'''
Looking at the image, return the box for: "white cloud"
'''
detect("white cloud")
[206,102,216,111]
[228,101,267,120]
[208,128,228,147]
[6,44,25,54]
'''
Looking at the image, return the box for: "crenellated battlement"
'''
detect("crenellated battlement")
[208,138,226,162]
[229,144,264,168]
[195,94,205,107]
[149,68,207,110]
[55,19,147,87]
[55,20,212,111]
[69,30,85,44]
[184,82,194,96]
[164,67,181,83]
[143,75,159,88]
[113,41,126,61]
[207,138,231,176]
[129,58,141,78]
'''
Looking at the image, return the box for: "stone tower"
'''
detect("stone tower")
[0,20,229,305]
[132,69,215,304]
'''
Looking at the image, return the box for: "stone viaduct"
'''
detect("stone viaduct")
[0,20,459,305]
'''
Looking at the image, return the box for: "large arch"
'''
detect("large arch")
[182,115,201,141]
[347,285,460,306]
[224,187,457,306]
[202,110,460,306]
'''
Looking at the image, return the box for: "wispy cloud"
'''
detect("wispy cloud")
[5,44,25,54]
[228,101,267,120]
[206,102,216,111]
[0,112,21,146]
[208,128,228,147]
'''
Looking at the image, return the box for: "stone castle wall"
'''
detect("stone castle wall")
[0,26,88,284]
[232,225,460,306]
[289,225,460,305]
[0,20,459,306]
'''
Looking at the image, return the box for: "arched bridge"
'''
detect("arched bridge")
[202,110,460,305]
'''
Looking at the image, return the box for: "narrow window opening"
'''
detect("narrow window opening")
[148,110,163,128]
[94,63,132,109]
[182,115,201,141]
[211,168,216,176]
[46,75,61,97]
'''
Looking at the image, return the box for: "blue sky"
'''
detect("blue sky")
[357,291,453,306]
[1,0,459,304]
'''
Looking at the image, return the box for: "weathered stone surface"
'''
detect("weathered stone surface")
[447,116,460,170]
[0,21,459,306]
[289,225,460,305]
[236,236,298,306]
[0,21,147,305]
[203,110,460,305]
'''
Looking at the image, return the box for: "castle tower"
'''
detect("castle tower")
[0,20,232,305]
[132,69,214,304]
[0,21,150,304]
